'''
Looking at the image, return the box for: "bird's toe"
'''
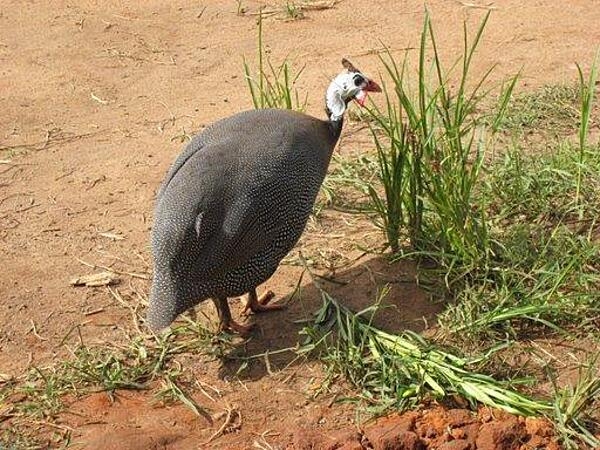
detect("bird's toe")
[220,319,254,336]
[258,290,276,306]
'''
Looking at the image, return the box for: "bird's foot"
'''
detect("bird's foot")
[220,319,254,336]
[243,290,285,314]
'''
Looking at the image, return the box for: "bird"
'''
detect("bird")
[147,58,381,334]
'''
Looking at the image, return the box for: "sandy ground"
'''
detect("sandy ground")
[1,0,600,448]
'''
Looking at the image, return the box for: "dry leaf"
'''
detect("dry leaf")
[69,271,120,287]
[98,231,125,240]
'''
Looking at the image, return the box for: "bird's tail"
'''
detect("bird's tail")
[146,272,181,333]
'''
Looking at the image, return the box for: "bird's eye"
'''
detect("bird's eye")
[353,74,365,87]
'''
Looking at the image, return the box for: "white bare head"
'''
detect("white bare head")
[326,58,381,121]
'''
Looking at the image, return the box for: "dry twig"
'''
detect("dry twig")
[201,406,242,445]
[76,258,150,280]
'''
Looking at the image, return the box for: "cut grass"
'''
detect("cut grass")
[302,277,600,448]
[302,285,553,417]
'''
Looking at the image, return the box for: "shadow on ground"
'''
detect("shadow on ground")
[219,254,446,381]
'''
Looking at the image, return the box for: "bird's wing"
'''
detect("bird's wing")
[196,180,278,277]
[157,137,275,278]
[156,110,326,280]
[157,135,205,200]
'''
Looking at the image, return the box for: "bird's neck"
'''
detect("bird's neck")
[327,116,344,142]
[325,82,346,121]
[325,82,346,142]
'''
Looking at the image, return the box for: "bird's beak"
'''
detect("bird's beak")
[365,79,382,93]
[354,79,382,107]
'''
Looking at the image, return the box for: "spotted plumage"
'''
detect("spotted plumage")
[147,59,380,333]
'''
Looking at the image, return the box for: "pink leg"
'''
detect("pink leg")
[212,297,254,335]
[242,289,285,314]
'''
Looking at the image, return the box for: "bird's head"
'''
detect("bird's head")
[326,58,381,121]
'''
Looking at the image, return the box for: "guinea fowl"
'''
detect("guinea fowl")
[147,58,381,334]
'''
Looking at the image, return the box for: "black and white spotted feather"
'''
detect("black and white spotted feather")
[147,60,379,331]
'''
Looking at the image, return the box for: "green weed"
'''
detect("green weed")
[305,14,600,448]
[283,2,305,21]
[243,12,307,111]
[575,53,599,215]
[367,11,517,260]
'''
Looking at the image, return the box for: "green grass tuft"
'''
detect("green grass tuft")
[367,11,517,260]
[243,12,307,111]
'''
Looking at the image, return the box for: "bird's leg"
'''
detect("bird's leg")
[212,297,253,335]
[242,289,285,314]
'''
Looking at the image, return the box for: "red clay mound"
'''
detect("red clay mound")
[287,406,561,450]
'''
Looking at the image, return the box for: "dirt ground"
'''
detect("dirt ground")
[2,1,600,449]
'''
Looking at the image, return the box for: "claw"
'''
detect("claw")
[220,319,254,336]
[243,290,285,314]
[213,297,254,336]
[258,290,276,306]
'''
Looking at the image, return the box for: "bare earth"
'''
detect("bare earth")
[2,1,600,448]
